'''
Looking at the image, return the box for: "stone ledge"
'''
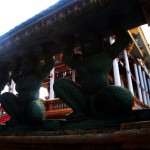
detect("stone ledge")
[121,120,150,130]
[0,128,150,150]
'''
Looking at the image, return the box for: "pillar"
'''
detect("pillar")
[72,69,76,82]
[148,78,150,93]
[110,36,121,86]
[49,68,55,100]
[123,50,134,95]
[142,70,150,106]
[113,58,122,86]
[133,60,143,101]
[137,62,147,105]
[10,80,16,94]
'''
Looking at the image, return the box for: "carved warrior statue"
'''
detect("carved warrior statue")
[0,42,57,125]
[0,63,11,92]
[54,24,134,119]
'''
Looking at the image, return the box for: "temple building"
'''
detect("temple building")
[0,0,150,120]
[0,0,150,149]
[39,26,150,119]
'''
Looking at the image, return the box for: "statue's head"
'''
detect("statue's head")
[19,52,38,75]
[80,30,103,57]
[39,41,59,56]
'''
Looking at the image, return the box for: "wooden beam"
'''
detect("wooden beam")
[127,30,144,57]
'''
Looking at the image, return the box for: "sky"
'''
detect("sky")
[0,0,60,36]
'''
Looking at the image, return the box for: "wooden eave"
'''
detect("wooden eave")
[138,27,150,56]
[0,0,148,63]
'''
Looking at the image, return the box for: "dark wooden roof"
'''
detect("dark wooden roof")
[0,0,147,63]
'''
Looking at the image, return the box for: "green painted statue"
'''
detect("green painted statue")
[0,42,57,125]
[0,63,11,93]
[54,25,134,119]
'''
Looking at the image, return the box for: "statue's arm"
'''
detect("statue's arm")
[85,27,131,72]
[36,54,55,79]
[107,31,131,59]
[61,36,77,69]
[0,64,11,92]
[63,53,82,69]
[36,42,60,79]
[11,56,21,82]
[107,16,132,59]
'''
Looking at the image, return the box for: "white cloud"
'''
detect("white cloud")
[0,0,59,36]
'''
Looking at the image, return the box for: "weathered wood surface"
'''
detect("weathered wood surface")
[1,115,150,149]
[121,120,150,130]
[0,126,150,150]
[0,0,147,63]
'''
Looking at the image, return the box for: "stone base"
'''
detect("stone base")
[1,109,150,149]
[0,123,150,150]
[1,109,150,133]
[121,120,150,130]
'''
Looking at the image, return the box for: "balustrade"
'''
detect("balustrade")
[41,99,72,119]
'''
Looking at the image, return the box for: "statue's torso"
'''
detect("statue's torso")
[13,74,42,105]
[76,53,112,94]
